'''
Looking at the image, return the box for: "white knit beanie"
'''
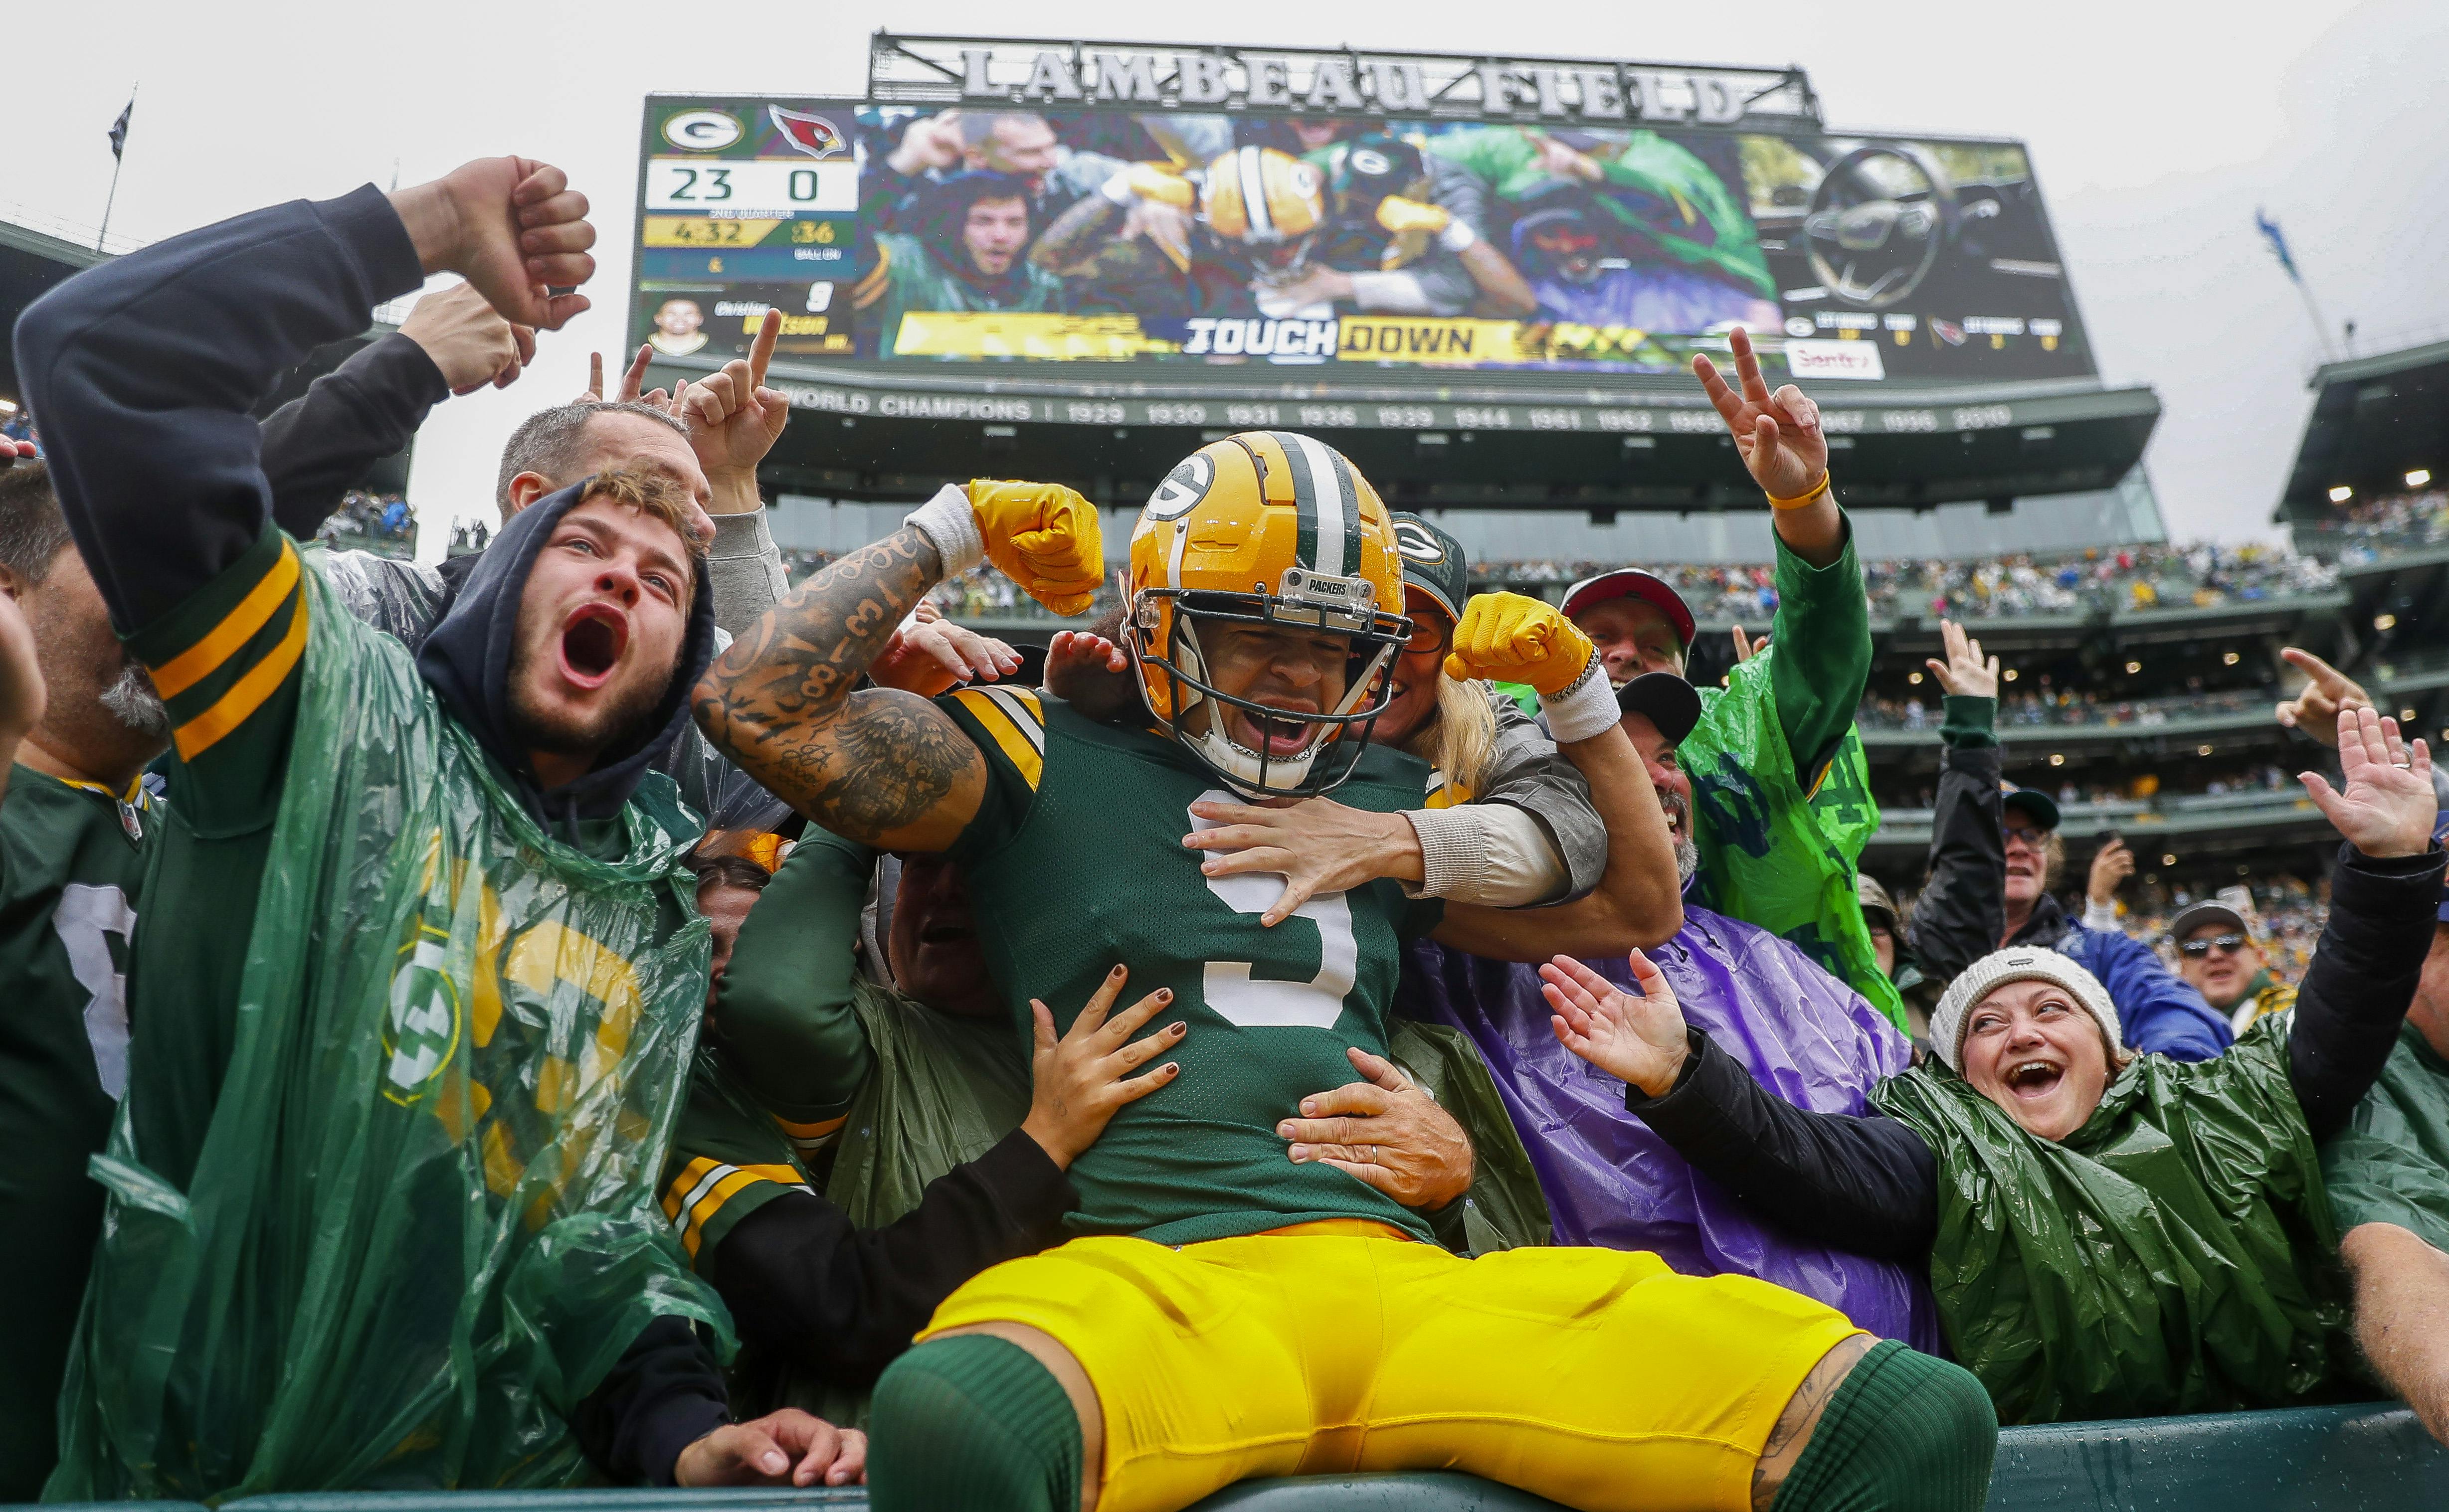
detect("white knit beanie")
[1929,947,2121,1072]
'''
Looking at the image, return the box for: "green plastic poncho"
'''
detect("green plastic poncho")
[1870,1020,2356,1424]
[2322,1021,2449,1252]
[1686,649,1904,1029]
[49,565,729,1498]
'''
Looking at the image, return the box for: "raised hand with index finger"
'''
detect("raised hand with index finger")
[682,307,791,504]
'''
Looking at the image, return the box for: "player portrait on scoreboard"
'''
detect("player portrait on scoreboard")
[646,297,709,356]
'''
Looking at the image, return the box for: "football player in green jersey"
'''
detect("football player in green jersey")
[696,435,1996,1512]
[0,457,168,1498]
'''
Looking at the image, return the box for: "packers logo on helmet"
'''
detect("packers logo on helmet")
[1126,432,1407,799]
[1202,147,1327,247]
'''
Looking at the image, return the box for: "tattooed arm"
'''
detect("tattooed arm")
[692,525,990,851]
[693,481,1102,850]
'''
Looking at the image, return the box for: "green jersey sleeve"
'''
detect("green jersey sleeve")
[661,1055,814,1267]
[122,523,306,836]
[1766,514,1872,790]
[2322,1026,2449,1255]
[711,828,881,1154]
[936,684,1049,865]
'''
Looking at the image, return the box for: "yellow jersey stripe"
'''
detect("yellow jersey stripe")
[679,1166,805,1259]
[149,538,301,698]
[772,1111,849,1142]
[952,687,1045,790]
[171,591,307,761]
[662,1156,722,1222]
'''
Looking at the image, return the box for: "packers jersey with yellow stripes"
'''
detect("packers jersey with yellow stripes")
[663,1049,815,1265]
[117,525,311,1186]
[939,684,1444,1245]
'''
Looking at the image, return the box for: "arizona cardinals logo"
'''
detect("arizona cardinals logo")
[768,105,845,160]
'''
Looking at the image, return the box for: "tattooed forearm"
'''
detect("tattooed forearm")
[694,524,987,844]
[1031,193,1125,275]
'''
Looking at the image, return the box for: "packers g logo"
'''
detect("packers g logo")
[661,110,743,153]
[1392,518,1446,565]
[381,921,462,1105]
[1146,452,1214,521]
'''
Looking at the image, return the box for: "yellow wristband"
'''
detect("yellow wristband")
[1767,472,1832,511]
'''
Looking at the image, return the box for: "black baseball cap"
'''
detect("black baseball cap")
[1389,512,1471,624]
[1615,672,1702,745]
[1561,568,1697,652]
[2167,900,2252,942]
[2001,782,2060,831]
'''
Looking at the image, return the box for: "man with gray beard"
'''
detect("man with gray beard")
[0,455,172,1497]
[1402,671,1937,1346]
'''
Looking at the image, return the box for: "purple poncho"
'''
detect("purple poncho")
[1402,906,1941,1349]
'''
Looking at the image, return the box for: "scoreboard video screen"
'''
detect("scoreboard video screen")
[631,95,2096,386]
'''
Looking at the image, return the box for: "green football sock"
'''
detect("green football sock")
[867,1335,1082,1512]
[1772,1339,1999,1512]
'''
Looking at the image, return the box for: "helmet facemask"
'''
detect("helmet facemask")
[1129,572,1404,800]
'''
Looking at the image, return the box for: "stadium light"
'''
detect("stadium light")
[2049,753,2066,766]
[2376,613,2399,631]
[2222,651,2241,666]
[2002,668,2019,682]
[2198,744,2214,756]
[2330,485,2355,503]
[2161,854,2177,867]
[0,399,15,415]
[2124,660,2142,674]
[2404,708,2420,723]
[2411,469,2434,489]
[1908,671,1923,684]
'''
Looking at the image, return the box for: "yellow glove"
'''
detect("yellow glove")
[968,480,1105,617]
[1443,591,1594,696]
[1116,163,1196,209]
[1375,196,1452,236]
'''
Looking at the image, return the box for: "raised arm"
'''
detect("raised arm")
[2286,707,2445,1139]
[691,482,1101,850]
[1908,620,2008,984]
[1542,951,1939,1261]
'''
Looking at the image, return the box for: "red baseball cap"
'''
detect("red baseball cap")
[1561,568,1697,651]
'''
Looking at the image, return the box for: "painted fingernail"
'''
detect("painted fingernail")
[1163,1062,1179,1075]
[1157,989,1173,1002]
[1109,965,1125,979]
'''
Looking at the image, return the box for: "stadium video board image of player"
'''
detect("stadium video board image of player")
[632,95,2095,383]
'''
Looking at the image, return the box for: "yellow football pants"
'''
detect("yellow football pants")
[918,1220,1864,1512]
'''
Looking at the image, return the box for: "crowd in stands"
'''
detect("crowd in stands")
[10,155,2449,1512]
[311,488,414,550]
[2324,488,2449,557]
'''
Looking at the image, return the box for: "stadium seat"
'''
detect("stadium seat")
[53,1402,2449,1510]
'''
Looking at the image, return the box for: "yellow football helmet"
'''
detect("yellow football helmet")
[1126,432,1408,799]
[1202,146,1328,266]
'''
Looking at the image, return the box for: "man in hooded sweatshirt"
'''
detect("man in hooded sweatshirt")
[14,157,858,1494]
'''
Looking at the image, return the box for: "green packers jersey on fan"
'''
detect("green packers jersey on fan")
[0,767,150,1499]
[939,686,1444,1246]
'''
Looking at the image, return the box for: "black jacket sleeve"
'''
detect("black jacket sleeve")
[1628,1029,1940,1264]
[259,332,448,539]
[705,1128,1078,1387]
[12,185,424,632]
[568,1317,732,1487]
[1908,707,2006,986]
[2288,840,2448,1141]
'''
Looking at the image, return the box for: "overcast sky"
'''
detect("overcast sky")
[7,0,2443,560]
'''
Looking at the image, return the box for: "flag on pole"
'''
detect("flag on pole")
[2255,208,2299,283]
[108,98,133,161]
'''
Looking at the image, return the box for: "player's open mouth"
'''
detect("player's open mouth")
[558,604,629,690]
[2005,1059,2065,1099]
[1230,706,1319,758]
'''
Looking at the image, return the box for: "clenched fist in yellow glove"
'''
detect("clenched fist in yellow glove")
[1444,591,1594,695]
[900,479,1105,617]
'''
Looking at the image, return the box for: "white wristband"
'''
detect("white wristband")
[1101,172,1136,206]
[1437,217,1480,254]
[1542,659,1619,744]
[904,484,984,577]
